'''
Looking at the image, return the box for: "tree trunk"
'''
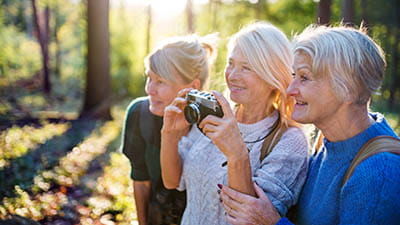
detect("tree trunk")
[53,2,62,78]
[317,0,332,25]
[388,0,400,109]
[31,0,51,94]
[80,0,111,120]
[146,4,152,55]
[186,0,195,33]
[360,0,369,29]
[341,0,355,25]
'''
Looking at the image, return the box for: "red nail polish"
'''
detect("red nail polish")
[217,184,223,189]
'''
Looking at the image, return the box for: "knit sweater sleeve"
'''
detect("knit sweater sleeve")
[339,152,400,224]
[253,127,309,216]
[177,126,203,191]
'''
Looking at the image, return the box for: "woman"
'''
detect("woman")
[219,25,400,225]
[120,34,217,225]
[161,22,308,225]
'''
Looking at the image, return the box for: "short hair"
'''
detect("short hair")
[144,34,218,90]
[227,22,295,127]
[293,25,386,104]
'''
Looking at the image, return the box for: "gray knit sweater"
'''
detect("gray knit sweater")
[177,112,309,225]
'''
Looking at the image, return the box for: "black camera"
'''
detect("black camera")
[184,90,224,125]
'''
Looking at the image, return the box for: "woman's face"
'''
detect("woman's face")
[145,70,189,117]
[224,47,271,107]
[287,52,345,127]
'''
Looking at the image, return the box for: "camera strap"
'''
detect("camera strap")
[259,114,288,161]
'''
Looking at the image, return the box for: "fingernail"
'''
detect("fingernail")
[219,198,223,203]
[217,190,221,194]
[217,184,223,189]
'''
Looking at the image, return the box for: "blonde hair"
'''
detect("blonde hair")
[144,34,218,90]
[228,22,296,128]
[293,25,386,104]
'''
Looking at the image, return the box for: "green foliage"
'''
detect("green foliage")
[0,26,41,82]
[110,5,146,98]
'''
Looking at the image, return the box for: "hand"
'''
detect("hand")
[199,91,247,159]
[219,182,281,225]
[162,88,192,135]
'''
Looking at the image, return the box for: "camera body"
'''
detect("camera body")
[184,90,224,125]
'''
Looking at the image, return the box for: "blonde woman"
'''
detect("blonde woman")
[161,22,308,225]
[121,34,217,225]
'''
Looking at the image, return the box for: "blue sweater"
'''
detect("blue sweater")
[278,113,400,225]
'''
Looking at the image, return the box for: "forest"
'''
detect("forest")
[0,0,399,224]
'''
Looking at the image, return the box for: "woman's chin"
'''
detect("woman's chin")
[149,106,164,117]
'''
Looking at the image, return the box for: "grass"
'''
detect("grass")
[0,99,138,224]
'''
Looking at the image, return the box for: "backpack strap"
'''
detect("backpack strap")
[341,135,400,187]
[259,114,288,161]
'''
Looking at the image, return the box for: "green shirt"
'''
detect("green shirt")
[121,97,186,224]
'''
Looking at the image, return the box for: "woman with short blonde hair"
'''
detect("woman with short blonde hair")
[121,34,217,225]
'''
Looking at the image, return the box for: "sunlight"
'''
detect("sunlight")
[113,0,209,19]
[150,0,187,18]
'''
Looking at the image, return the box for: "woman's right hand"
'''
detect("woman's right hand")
[162,88,192,135]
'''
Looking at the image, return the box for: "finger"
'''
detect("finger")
[220,184,253,205]
[164,105,183,114]
[198,115,223,129]
[171,97,187,108]
[253,182,269,202]
[212,91,234,118]
[220,187,246,212]
[177,88,193,98]
[201,123,218,134]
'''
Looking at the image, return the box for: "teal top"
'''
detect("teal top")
[120,96,186,223]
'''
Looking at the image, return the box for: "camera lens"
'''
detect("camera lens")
[184,103,200,124]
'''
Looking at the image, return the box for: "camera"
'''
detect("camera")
[184,90,224,125]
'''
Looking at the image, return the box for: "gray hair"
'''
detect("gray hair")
[293,25,386,104]
[144,34,218,89]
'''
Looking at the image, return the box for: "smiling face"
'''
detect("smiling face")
[224,46,272,108]
[287,52,345,127]
[145,70,192,117]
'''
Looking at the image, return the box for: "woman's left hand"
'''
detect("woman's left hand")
[219,182,281,225]
[199,91,247,159]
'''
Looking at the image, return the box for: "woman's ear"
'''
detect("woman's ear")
[189,79,201,90]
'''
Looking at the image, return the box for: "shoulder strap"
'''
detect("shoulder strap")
[259,114,288,161]
[341,135,400,187]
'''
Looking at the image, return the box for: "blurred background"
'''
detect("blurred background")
[0,0,399,224]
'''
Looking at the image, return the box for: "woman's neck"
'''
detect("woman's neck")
[318,104,374,142]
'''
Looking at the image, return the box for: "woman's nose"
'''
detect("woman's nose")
[286,79,299,97]
[227,67,240,81]
[145,80,157,96]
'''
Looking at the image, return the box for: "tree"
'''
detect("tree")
[186,0,195,33]
[341,0,355,25]
[80,0,111,120]
[146,3,152,55]
[317,0,331,25]
[31,0,51,94]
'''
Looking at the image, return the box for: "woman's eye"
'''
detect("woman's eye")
[243,66,252,71]
[300,75,309,82]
